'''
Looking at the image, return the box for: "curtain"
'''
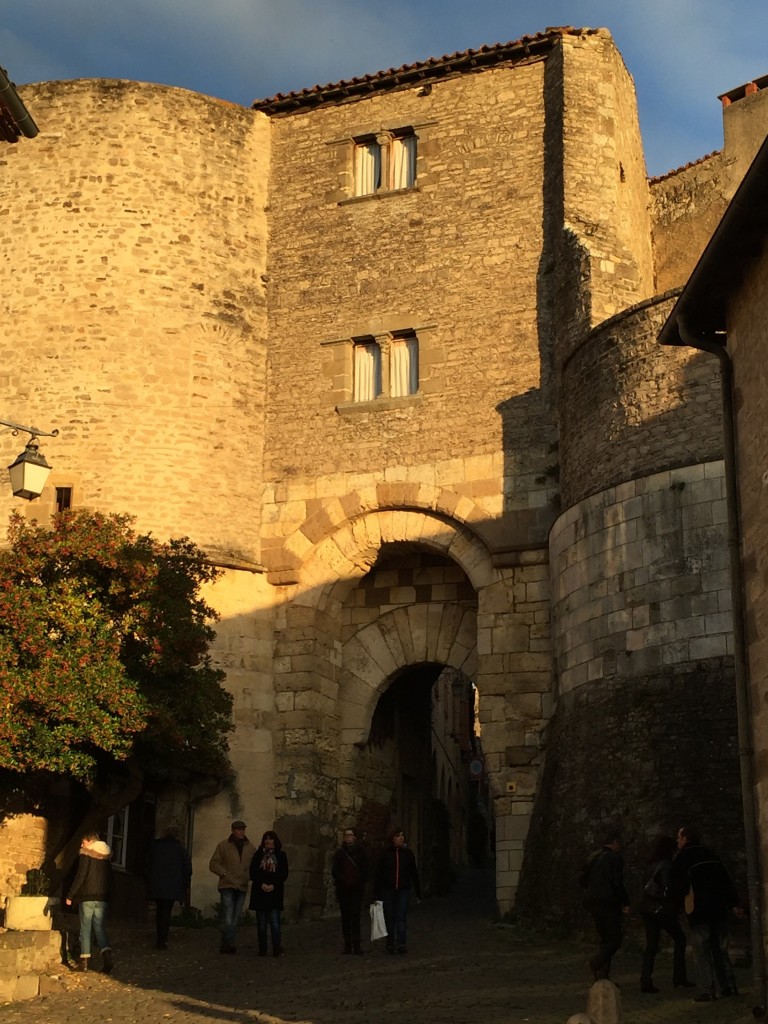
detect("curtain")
[354,342,381,401]
[391,135,417,190]
[354,141,381,196]
[390,336,418,397]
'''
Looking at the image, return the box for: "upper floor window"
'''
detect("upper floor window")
[353,129,417,197]
[391,133,417,191]
[390,333,419,397]
[353,338,382,401]
[354,139,381,197]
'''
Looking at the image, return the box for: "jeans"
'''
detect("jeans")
[589,902,623,979]
[79,900,110,957]
[256,908,282,954]
[219,888,246,948]
[689,917,736,994]
[641,911,688,986]
[382,888,410,950]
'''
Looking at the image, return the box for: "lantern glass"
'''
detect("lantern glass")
[7,446,52,500]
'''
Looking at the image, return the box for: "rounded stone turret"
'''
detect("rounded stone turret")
[0,79,270,562]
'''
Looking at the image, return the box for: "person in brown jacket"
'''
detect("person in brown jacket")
[209,820,256,954]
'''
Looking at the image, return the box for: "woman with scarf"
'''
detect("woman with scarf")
[249,830,289,956]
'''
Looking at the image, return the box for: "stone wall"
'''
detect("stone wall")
[515,460,741,923]
[729,241,768,925]
[3,81,270,564]
[559,294,724,509]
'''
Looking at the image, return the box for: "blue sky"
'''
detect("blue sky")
[2,0,765,177]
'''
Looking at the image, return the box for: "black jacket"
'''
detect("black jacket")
[249,847,289,911]
[68,842,113,903]
[582,846,629,910]
[332,843,368,894]
[671,843,739,922]
[374,845,421,899]
[148,836,193,902]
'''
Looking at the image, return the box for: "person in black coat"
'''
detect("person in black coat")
[670,825,744,1001]
[148,826,193,950]
[332,826,368,954]
[581,830,630,981]
[639,834,693,993]
[374,827,421,955]
[249,830,289,956]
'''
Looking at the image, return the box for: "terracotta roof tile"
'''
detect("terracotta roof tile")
[252,26,597,115]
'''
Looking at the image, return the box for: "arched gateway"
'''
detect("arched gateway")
[270,506,552,917]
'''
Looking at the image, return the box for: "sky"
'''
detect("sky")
[2,0,765,177]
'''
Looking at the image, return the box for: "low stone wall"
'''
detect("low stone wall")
[0,929,64,1002]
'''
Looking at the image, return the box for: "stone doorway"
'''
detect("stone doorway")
[351,662,482,897]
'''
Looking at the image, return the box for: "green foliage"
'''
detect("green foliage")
[21,867,51,895]
[0,510,232,785]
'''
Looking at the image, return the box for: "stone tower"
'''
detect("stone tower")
[2,28,765,919]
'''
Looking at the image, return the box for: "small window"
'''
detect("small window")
[354,139,381,196]
[106,806,129,870]
[391,133,417,190]
[55,487,72,513]
[353,339,382,401]
[352,130,416,197]
[390,334,419,397]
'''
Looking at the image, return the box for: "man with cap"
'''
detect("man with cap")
[209,820,256,953]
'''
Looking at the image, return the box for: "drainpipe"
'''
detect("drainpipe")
[677,316,767,1017]
[0,65,39,139]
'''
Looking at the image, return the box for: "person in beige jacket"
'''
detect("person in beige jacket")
[209,820,256,953]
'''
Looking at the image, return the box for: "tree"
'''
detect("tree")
[0,510,233,874]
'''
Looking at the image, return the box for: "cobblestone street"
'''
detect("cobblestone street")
[0,872,756,1024]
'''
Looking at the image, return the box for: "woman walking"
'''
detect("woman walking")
[639,834,693,993]
[374,827,421,955]
[65,833,114,973]
[249,830,289,957]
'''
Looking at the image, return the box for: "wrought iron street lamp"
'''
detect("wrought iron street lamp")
[1,419,59,500]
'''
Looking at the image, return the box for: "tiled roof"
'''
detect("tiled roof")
[252,26,599,115]
[649,150,720,185]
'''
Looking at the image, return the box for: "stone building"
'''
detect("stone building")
[1,27,767,921]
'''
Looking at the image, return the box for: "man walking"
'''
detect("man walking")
[671,825,744,1001]
[148,825,192,950]
[209,820,256,954]
[582,831,630,981]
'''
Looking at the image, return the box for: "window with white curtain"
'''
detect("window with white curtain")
[353,340,382,401]
[391,133,417,190]
[352,130,416,197]
[390,334,419,397]
[354,140,381,196]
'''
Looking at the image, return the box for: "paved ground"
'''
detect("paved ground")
[0,870,758,1024]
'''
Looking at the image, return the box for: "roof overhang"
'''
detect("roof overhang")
[659,132,768,348]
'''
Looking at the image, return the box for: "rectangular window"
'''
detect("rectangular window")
[390,334,419,397]
[354,139,381,197]
[106,806,129,869]
[391,133,417,190]
[353,340,382,401]
[55,487,72,513]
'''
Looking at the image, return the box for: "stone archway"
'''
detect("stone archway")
[271,505,552,918]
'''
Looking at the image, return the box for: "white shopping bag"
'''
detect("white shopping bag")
[370,900,387,941]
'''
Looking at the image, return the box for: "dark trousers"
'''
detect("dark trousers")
[155,899,175,946]
[382,888,410,950]
[256,908,282,954]
[338,886,364,951]
[589,902,623,979]
[641,911,688,985]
